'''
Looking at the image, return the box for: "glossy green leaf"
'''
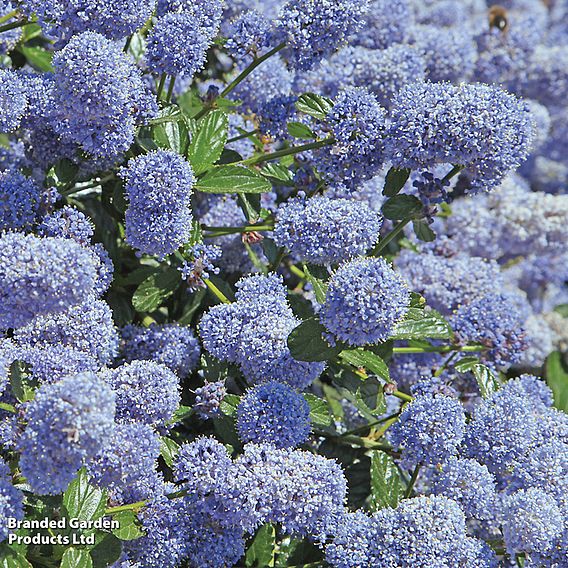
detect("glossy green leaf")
[60,548,93,568]
[111,511,144,541]
[295,93,333,120]
[195,166,271,194]
[412,219,436,242]
[370,451,402,511]
[472,364,499,398]
[245,524,276,567]
[160,437,180,467]
[19,46,53,72]
[260,163,294,184]
[287,318,343,362]
[391,308,453,340]
[304,393,332,426]
[382,195,423,220]
[132,269,182,312]
[187,110,228,174]
[303,264,328,304]
[546,351,568,411]
[287,121,314,139]
[63,469,107,522]
[339,349,390,382]
[382,167,410,197]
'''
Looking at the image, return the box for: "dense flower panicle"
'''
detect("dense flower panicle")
[519,313,555,368]
[0,233,99,330]
[367,496,496,567]
[386,82,535,192]
[156,0,223,34]
[313,87,387,190]
[274,0,370,70]
[200,274,325,389]
[224,10,272,60]
[17,372,115,495]
[13,297,119,364]
[100,361,180,428]
[452,293,527,368]
[273,195,382,265]
[431,457,497,521]
[51,32,156,159]
[0,2,21,53]
[324,510,372,568]
[0,170,41,232]
[89,422,161,495]
[19,0,156,41]
[120,323,200,377]
[320,257,411,346]
[522,45,568,107]
[38,206,94,246]
[412,25,477,83]
[121,150,194,258]
[236,382,311,448]
[146,12,211,78]
[502,488,563,557]
[0,70,27,133]
[397,250,503,315]
[354,0,414,49]
[234,443,347,536]
[0,459,23,543]
[389,393,466,469]
[194,380,226,419]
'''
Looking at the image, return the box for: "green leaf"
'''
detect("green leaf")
[132,269,181,312]
[370,451,402,511]
[546,352,568,411]
[287,318,343,362]
[9,361,35,403]
[63,469,107,522]
[553,304,568,318]
[238,192,261,223]
[220,394,240,417]
[160,437,180,468]
[19,46,53,72]
[454,356,480,373]
[196,165,271,194]
[382,167,410,197]
[246,524,276,567]
[339,349,390,381]
[472,364,499,398]
[412,219,436,242]
[287,121,314,139]
[60,548,93,568]
[295,93,334,120]
[152,109,189,154]
[0,546,32,568]
[304,394,332,426]
[303,264,328,304]
[391,308,453,340]
[187,219,203,248]
[260,163,293,184]
[90,533,122,568]
[382,195,423,220]
[111,511,144,541]
[187,110,228,174]
[356,378,386,416]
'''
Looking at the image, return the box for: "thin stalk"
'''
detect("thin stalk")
[434,351,459,377]
[156,73,167,102]
[105,500,147,514]
[204,278,231,304]
[289,264,307,279]
[442,164,465,184]
[0,9,18,25]
[0,402,16,413]
[0,18,28,33]
[238,138,335,167]
[404,465,421,498]
[61,175,115,196]
[392,345,485,354]
[123,34,133,53]
[227,129,260,144]
[166,75,176,103]
[202,223,274,236]
[339,413,401,437]
[371,216,413,256]
[392,390,413,403]
[141,315,157,327]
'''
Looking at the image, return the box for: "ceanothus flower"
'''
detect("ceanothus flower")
[236,382,311,449]
[146,12,211,78]
[194,380,226,419]
[178,243,221,291]
[19,0,156,41]
[431,457,497,521]
[0,170,41,232]
[451,293,527,369]
[0,70,27,133]
[234,443,347,536]
[157,0,223,36]
[354,0,414,49]
[17,372,115,495]
[121,150,194,258]
[368,496,496,567]
[38,206,94,246]
[412,25,477,83]
[13,297,119,364]
[0,233,99,330]
[522,45,568,107]
[120,323,201,377]
[502,488,563,557]
[324,510,372,568]
[273,0,370,70]
[0,2,21,54]
[386,82,535,192]
[89,422,161,496]
[396,250,504,316]
[51,32,156,159]
[313,87,387,191]
[100,361,180,428]
[320,257,410,346]
[0,459,23,542]
[273,195,382,265]
[224,10,272,59]
[389,393,466,469]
